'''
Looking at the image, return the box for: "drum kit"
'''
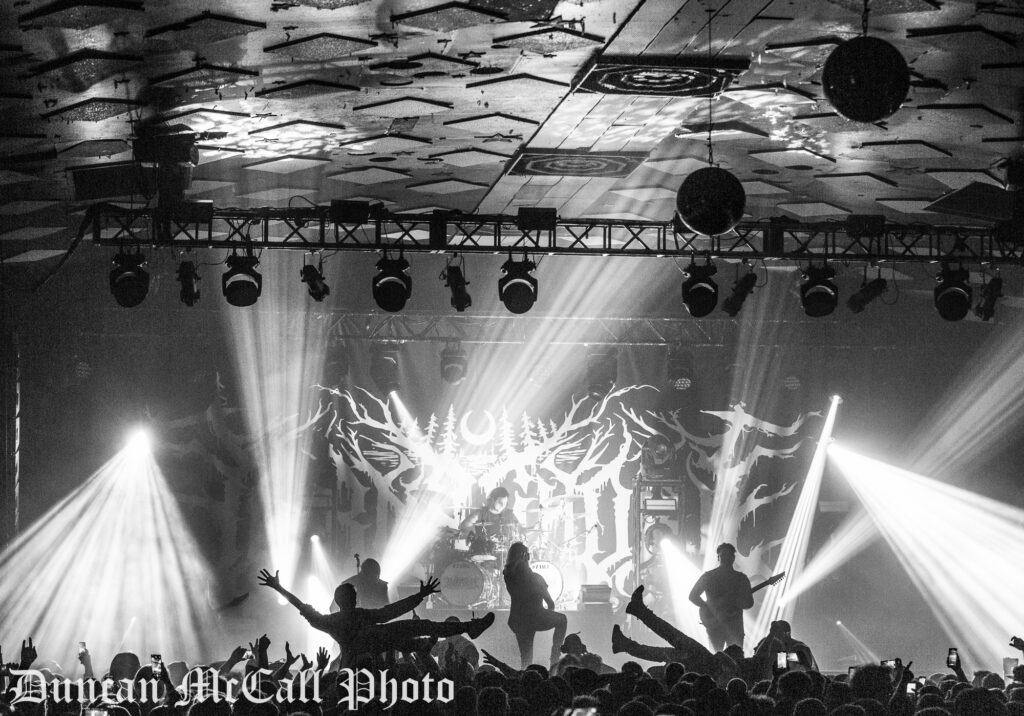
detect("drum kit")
[433,497,582,609]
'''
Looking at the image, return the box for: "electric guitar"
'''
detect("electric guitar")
[698,571,786,631]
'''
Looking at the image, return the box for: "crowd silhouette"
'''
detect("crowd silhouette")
[2,576,1022,716]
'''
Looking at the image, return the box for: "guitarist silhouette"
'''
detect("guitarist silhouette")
[688,542,755,651]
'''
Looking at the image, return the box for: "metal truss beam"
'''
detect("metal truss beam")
[89,204,1023,266]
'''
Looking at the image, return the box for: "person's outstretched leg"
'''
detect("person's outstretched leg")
[548,612,568,666]
[363,613,495,654]
[513,628,536,669]
[626,585,712,658]
[611,624,686,664]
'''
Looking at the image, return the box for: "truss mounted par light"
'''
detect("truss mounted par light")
[109,251,149,307]
[222,252,262,307]
[934,263,972,321]
[847,267,887,313]
[499,252,537,314]
[722,268,758,317]
[667,347,695,392]
[800,263,839,317]
[442,254,471,312]
[680,257,718,317]
[301,256,330,302]
[440,344,468,385]
[822,1,909,122]
[373,250,411,313]
[176,259,200,306]
[974,273,1003,322]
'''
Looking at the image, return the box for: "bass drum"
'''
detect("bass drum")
[440,560,498,607]
[531,560,563,601]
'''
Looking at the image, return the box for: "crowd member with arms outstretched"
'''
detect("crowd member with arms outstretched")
[257,568,494,667]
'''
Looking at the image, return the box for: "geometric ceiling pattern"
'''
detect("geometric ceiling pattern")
[0,0,1021,266]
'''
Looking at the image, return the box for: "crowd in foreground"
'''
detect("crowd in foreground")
[2,628,1023,716]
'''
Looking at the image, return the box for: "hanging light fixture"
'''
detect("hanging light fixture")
[176,259,200,306]
[934,263,972,321]
[442,254,472,312]
[974,273,1003,322]
[301,254,330,302]
[800,263,839,317]
[847,266,887,313]
[109,250,149,307]
[372,249,411,312]
[498,252,537,314]
[222,251,262,307]
[722,265,758,317]
[822,0,910,123]
[675,8,745,237]
[680,256,718,317]
[440,344,468,385]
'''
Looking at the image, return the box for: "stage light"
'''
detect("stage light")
[310,534,320,543]
[300,260,330,302]
[934,263,972,321]
[974,275,1002,321]
[644,522,674,555]
[681,259,718,317]
[177,260,200,306]
[586,347,617,400]
[222,253,262,307]
[373,252,411,312]
[836,620,841,626]
[370,344,400,395]
[836,619,880,664]
[499,254,538,314]
[830,443,1024,669]
[722,271,758,317]
[667,348,694,391]
[800,264,838,317]
[109,251,149,307]
[442,257,471,312]
[847,277,887,313]
[126,427,151,457]
[440,344,468,385]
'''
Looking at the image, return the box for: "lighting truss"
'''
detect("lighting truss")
[88,204,1024,266]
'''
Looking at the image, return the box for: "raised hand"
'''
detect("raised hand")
[316,647,330,671]
[257,569,281,590]
[481,649,500,668]
[255,634,271,654]
[20,638,36,669]
[418,576,441,598]
[1011,636,1024,651]
[299,654,312,672]
[228,646,247,663]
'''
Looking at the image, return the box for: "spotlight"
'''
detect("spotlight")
[177,260,200,306]
[800,264,838,317]
[934,263,972,321]
[125,427,151,458]
[836,620,842,626]
[442,257,471,312]
[498,254,537,314]
[722,270,757,317]
[644,522,674,555]
[847,277,887,313]
[680,259,718,317]
[310,534,320,543]
[222,253,262,307]
[586,348,618,401]
[370,345,400,395]
[440,345,468,384]
[301,261,330,302]
[372,252,411,312]
[667,348,694,391]
[974,275,1003,322]
[109,251,149,307]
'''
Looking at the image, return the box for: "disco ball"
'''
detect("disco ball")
[675,167,746,236]
[822,36,909,123]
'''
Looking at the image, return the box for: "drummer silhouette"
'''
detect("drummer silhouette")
[459,487,521,558]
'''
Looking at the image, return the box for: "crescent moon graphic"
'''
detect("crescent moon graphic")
[460,411,496,446]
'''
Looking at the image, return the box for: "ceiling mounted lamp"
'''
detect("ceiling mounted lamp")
[974,274,1003,322]
[822,0,910,123]
[847,267,888,313]
[372,250,411,313]
[934,263,972,321]
[301,256,330,302]
[675,7,746,237]
[680,257,718,317]
[442,254,471,312]
[440,344,468,385]
[222,252,262,307]
[109,251,149,308]
[177,259,200,306]
[499,252,537,314]
[800,263,839,317]
[722,267,758,317]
